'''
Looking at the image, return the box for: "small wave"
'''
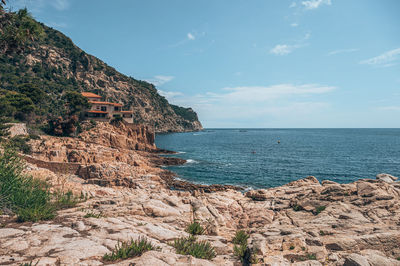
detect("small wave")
[193,133,201,136]
[242,186,254,192]
[177,151,187,154]
[186,159,198,164]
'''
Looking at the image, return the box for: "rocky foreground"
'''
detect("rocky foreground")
[1,123,400,265]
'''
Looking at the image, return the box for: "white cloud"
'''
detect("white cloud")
[270,33,310,56]
[158,90,183,99]
[145,75,175,86]
[291,23,299,27]
[219,84,335,103]
[166,83,335,127]
[6,0,70,12]
[187,33,195,40]
[270,44,294,55]
[378,106,400,111]
[47,21,68,28]
[51,0,69,10]
[289,2,297,8]
[360,48,400,67]
[302,0,331,10]
[327,48,359,56]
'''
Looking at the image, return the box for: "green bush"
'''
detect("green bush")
[53,190,81,209]
[186,221,205,235]
[7,136,32,154]
[172,236,216,260]
[103,237,157,261]
[232,230,249,245]
[315,206,326,215]
[0,149,55,222]
[232,230,258,265]
[84,211,102,218]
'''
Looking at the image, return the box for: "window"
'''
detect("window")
[101,106,107,112]
[96,105,100,110]
[114,106,120,111]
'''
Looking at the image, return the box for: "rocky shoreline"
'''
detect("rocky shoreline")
[1,123,400,265]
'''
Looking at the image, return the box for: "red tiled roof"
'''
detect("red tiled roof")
[89,101,123,107]
[81,92,102,98]
[120,110,133,113]
[88,110,108,114]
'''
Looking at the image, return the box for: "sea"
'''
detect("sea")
[155,129,400,190]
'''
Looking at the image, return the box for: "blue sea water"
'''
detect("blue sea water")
[155,129,400,189]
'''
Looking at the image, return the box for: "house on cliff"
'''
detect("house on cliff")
[81,92,133,123]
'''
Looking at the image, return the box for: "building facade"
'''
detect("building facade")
[81,92,134,123]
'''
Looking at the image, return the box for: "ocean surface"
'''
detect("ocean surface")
[155,129,400,189]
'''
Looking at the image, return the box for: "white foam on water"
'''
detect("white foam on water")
[186,159,198,164]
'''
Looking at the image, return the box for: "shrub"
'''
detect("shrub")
[84,211,102,218]
[315,206,326,215]
[0,149,56,222]
[186,221,205,235]
[292,205,303,212]
[172,236,216,260]
[232,230,258,265]
[103,237,157,261]
[307,253,317,260]
[232,230,249,245]
[7,136,32,154]
[53,190,81,209]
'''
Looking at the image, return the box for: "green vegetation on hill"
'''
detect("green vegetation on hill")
[0,7,202,132]
[170,105,199,122]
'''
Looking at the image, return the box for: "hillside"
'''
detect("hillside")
[0,10,202,132]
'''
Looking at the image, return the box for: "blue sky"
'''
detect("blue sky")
[6,0,400,128]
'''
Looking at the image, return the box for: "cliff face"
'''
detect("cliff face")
[0,11,202,132]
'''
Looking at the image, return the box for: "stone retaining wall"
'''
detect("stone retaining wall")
[23,155,82,175]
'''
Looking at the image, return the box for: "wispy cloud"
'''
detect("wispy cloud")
[302,0,332,10]
[6,0,70,12]
[47,21,68,28]
[51,0,69,10]
[290,23,299,27]
[289,2,297,8]
[158,90,183,99]
[360,48,400,67]
[378,106,400,111]
[270,44,297,55]
[145,75,175,86]
[327,48,359,56]
[187,33,195,40]
[270,33,310,56]
[163,83,335,127]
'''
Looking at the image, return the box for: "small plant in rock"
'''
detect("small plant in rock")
[103,237,157,261]
[319,230,325,236]
[172,235,216,260]
[307,253,317,260]
[84,211,102,218]
[292,205,303,212]
[232,230,258,265]
[315,205,326,215]
[186,221,205,235]
[289,245,295,250]
[19,261,39,266]
[53,190,82,209]
[232,230,249,245]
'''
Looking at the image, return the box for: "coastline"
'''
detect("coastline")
[2,123,400,265]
